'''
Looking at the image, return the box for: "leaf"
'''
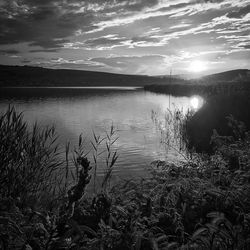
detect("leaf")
[115,205,128,217]
[79,134,82,147]
[156,235,168,243]
[68,219,97,237]
[192,227,208,239]
[207,211,224,219]
[135,233,142,250]
[90,141,97,151]
[80,225,98,237]
[93,131,98,144]
[150,238,159,250]
[166,242,179,249]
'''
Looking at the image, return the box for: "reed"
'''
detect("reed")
[0,106,63,205]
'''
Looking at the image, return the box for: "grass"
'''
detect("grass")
[0,106,63,206]
[151,108,195,162]
[1,106,250,249]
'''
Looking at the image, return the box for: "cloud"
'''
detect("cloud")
[0,0,248,47]
[89,54,175,75]
[0,0,95,49]
[83,34,128,50]
[227,4,250,18]
[0,49,19,55]
[30,56,108,71]
[0,0,249,74]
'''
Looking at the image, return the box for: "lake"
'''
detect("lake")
[0,87,204,180]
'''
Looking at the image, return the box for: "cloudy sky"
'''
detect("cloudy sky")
[0,0,249,75]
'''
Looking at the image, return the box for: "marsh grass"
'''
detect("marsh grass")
[1,106,250,250]
[90,124,119,194]
[151,108,195,162]
[0,106,64,205]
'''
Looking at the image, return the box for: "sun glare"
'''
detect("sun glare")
[190,96,199,109]
[188,60,207,73]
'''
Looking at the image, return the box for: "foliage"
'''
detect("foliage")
[1,108,250,249]
[144,78,250,97]
[186,93,250,153]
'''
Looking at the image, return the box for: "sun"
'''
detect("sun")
[188,60,207,73]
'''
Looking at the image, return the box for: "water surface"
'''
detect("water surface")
[0,87,203,179]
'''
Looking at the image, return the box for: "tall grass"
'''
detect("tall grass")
[91,124,119,194]
[0,106,63,204]
[151,108,195,162]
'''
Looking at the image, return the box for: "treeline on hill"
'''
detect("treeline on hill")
[145,69,250,96]
[144,80,250,96]
[1,107,250,250]
[0,65,164,87]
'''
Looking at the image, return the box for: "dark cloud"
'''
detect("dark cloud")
[23,0,55,6]
[192,0,224,3]
[29,49,59,53]
[28,7,56,21]
[227,5,250,19]
[0,0,162,50]
[30,39,68,49]
[84,35,126,48]
[0,0,95,48]
[0,49,19,55]
[20,59,31,63]
[237,44,250,49]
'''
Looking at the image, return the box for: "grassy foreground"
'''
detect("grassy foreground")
[1,107,250,250]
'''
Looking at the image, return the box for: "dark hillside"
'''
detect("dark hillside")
[145,69,250,96]
[196,69,250,83]
[0,65,164,87]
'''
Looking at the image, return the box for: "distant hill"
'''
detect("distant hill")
[0,65,165,87]
[144,69,250,96]
[0,65,249,88]
[157,69,250,82]
[196,69,250,84]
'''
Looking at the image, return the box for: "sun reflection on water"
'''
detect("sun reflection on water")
[190,96,203,110]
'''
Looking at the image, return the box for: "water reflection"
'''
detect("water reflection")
[190,96,204,110]
[0,87,204,178]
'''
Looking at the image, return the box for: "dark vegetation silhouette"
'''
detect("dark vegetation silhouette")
[145,69,250,154]
[1,65,249,90]
[145,69,250,96]
[1,106,250,249]
[186,93,250,153]
[0,65,164,87]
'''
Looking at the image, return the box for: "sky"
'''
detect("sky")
[0,0,249,76]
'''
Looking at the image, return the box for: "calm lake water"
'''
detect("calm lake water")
[0,87,203,180]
